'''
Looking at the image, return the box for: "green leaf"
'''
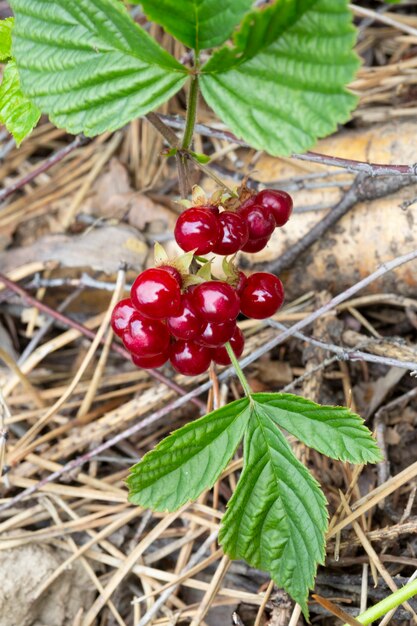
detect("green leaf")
[219,404,328,615]
[0,59,41,145]
[0,17,14,61]
[200,0,360,156]
[127,398,251,511]
[9,0,188,136]
[138,0,254,52]
[253,393,382,464]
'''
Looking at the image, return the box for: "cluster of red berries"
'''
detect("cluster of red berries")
[111,189,292,376]
[175,188,292,255]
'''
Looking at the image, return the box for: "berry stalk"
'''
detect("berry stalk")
[225,341,252,397]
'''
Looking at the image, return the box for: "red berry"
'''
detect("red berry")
[123,314,170,356]
[111,298,137,337]
[170,340,212,376]
[192,281,240,323]
[240,272,284,319]
[256,189,293,227]
[196,320,236,347]
[167,293,203,340]
[241,235,271,253]
[235,271,247,296]
[238,204,275,240]
[132,352,168,369]
[212,211,249,255]
[158,265,182,287]
[131,268,181,319]
[213,326,245,365]
[174,207,220,255]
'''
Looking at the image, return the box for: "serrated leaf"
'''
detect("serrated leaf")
[200,0,360,156]
[253,393,382,464]
[0,59,40,145]
[127,398,251,511]
[137,0,254,52]
[9,0,188,136]
[219,405,328,615]
[0,17,14,61]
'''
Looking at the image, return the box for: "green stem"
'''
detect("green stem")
[225,342,252,397]
[342,578,417,626]
[181,72,199,151]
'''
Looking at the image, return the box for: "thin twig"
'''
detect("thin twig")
[1,248,416,512]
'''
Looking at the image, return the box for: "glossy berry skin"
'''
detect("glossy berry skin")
[131,268,181,319]
[212,211,249,255]
[238,203,275,240]
[213,326,245,365]
[240,272,284,319]
[132,351,168,369]
[235,271,247,296]
[192,281,240,323]
[158,265,182,287]
[122,314,170,356]
[241,235,271,253]
[167,294,203,340]
[170,340,212,376]
[111,298,137,337]
[197,320,236,348]
[256,189,293,227]
[174,207,220,255]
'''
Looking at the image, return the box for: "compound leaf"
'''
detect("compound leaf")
[138,0,254,52]
[200,0,360,156]
[9,0,188,136]
[220,405,328,615]
[253,393,382,464]
[0,17,14,60]
[0,59,40,145]
[127,398,251,511]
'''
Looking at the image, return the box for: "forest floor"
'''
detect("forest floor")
[1,2,417,626]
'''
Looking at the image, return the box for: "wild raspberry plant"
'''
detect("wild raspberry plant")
[1,0,383,614]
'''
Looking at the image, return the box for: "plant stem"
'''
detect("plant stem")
[225,342,252,397]
[342,578,417,626]
[181,73,199,151]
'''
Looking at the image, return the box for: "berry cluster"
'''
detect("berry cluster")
[175,189,292,256]
[111,188,292,376]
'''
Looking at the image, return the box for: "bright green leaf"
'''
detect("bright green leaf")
[219,406,328,615]
[253,393,382,464]
[200,0,360,156]
[127,398,251,511]
[9,0,188,136]
[137,0,254,52]
[0,59,40,145]
[0,17,14,61]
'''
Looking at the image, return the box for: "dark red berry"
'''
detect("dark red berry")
[240,272,284,319]
[192,281,240,323]
[241,235,271,253]
[238,204,275,240]
[111,298,137,337]
[158,265,182,287]
[174,207,220,255]
[167,293,203,340]
[131,268,181,320]
[235,271,247,296]
[132,351,168,369]
[170,340,212,376]
[256,189,293,227]
[196,320,236,348]
[123,314,170,356]
[212,211,249,255]
[213,326,245,365]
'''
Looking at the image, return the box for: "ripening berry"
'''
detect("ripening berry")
[241,235,271,253]
[122,314,170,356]
[111,298,137,337]
[213,326,245,365]
[158,265,183,287]
[131,268,181,319]
[167,293,204,340]
[192,281,240,323]
[132,351,169,368]
[174,207,220,255]
[240,272,284,319]
[255,189,293,227]
[238,203,275,240]
[169,340,213,375]
[212,211,249,255]
[196,319,236,348]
